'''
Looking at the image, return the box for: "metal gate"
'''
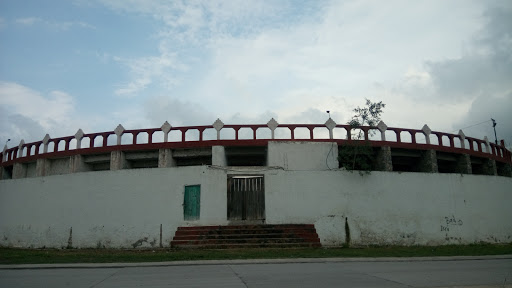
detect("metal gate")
[227,176,265,221]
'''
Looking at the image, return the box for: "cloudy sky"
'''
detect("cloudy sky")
[1,0,511,148]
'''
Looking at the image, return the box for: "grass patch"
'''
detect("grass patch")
[1,243,511,265]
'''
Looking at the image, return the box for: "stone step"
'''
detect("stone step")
[173,242,322,249]
[174,228,317,236]
[173,233,320,241]
[171,237,315,246]
[171,224,321,249]
[176,224,315,231]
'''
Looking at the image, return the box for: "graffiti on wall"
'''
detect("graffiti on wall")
[440,215,463,232]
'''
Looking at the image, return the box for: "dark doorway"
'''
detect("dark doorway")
[227,175,265,221]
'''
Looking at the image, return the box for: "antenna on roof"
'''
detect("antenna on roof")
[491,118,497,145]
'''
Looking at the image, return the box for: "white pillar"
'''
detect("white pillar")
[212,146,227,166]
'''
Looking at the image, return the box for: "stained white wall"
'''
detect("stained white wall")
[0,165,511,248]
[264,170,512,246]
[267,141,339,170]
[0,166,228,248]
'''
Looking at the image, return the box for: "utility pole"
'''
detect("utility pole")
[491,118,497,145]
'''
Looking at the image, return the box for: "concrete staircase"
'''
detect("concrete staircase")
[171,224,321,249]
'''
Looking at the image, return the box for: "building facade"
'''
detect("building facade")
[1,119,511,248]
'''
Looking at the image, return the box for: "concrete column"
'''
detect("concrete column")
[456,154,472,174]
[158,149,176,168]
[110,151,129,170]
[481,159,497,176]
[498,163,512,177]
[1,166,11,179]
[417,150,438,173]
[212,146,227,167]
[70,155,91,173]
[375,146,392,171]
[327,143,339,169]
[12,162,27,179]
[36,158,51,177]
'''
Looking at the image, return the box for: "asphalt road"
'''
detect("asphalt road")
[0,258,511,288]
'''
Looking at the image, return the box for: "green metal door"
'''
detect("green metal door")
[184,185,200,220]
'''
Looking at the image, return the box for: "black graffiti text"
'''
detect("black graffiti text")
[444,215,463,226]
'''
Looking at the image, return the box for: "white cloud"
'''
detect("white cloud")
[0,82,146,149]
[423,3,512,144]
[0,82,79,145]
[144,96,215,127]
[52,21,96,31]
[15,17,41,26]
[15,17,95,30]
[187,0,487,125]
[113,49,185,96]
[99,0,289,96]
[99,0,283,41]
[97,0,509,146]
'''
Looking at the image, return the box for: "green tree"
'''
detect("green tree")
[348,99,386,138]
[339,99,386,173]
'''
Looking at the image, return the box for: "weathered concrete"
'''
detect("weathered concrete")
[25,162,36,178]
[12,163,26,179]
[48,158,70,176]
[36,158,51,177]
[0,166,10,180]
[125,151,159,161]
[110,151,129,170]
[158,149,176,168]
[212,146,227,167]
[417,150,438,173]
[266,170,512,246]
[482,158,498,176]
[374,146,392,171]
[267,141,339,170]
[70,155,91,173]
[172,148,212,158]
[0,166,227,248]
[456,154,472,174]
[497,162,512,177]
[84,154,111,164]
[0,166,510,248]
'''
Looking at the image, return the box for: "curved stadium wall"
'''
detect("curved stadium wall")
[1,119,511,248]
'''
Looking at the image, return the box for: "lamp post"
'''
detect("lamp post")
[491,119,497,145]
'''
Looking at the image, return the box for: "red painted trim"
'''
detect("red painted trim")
[2,123,511,166]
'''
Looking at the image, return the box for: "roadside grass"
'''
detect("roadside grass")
[1,243,511,265]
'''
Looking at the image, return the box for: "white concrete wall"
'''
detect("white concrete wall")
[0,166,228,248]
[267,141,339,170]
[1,165,511,248]
[264,170,512,246]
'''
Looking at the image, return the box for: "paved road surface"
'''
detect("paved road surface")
[1,258,511,287]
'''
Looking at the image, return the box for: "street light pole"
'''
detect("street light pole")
[491,118,497,145]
